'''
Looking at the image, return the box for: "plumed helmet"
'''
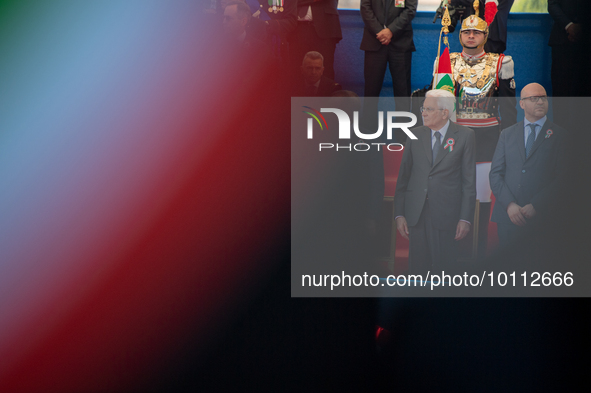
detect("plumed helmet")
[459,0,489,50]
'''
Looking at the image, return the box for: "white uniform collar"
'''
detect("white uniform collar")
[461,50,486,62]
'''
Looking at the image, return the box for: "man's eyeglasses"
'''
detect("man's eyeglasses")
[420,107,444,113]
[520,96,548,103]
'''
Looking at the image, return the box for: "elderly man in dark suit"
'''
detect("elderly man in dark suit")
[360,0,416,108]
[394,89,476,274]
[489,83,568,248]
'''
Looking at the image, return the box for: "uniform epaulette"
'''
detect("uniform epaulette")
[499,55,514,79]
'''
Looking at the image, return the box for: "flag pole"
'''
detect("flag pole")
[433,2,452,89]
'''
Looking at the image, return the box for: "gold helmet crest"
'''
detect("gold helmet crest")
[461,14,488,34]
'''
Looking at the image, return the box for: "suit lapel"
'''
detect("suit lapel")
[515,121,526,163]
[432,122,458,169]
[526,120,551,161]
[420,127,433,167]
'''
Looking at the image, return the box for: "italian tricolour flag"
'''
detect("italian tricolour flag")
[433,46,454,93]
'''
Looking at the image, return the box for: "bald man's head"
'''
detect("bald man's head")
[520,83,546,99]
[520,83,548,122]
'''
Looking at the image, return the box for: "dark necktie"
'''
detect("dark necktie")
[306,85,317,96]
[384,0,390,27]
[525,123,537,158]
[432,131,441,165]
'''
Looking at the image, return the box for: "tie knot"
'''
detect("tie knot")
[434,131,441,140]
[525,124,537,158]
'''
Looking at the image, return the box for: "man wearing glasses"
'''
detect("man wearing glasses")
[394,90,476,275]
[448,6,517,258]
[489,83,568,248]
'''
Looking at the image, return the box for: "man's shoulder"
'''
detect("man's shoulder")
[482,52,514,79]
[500,121,523,135]
[498,54,515,80]
[319,75,340,86]
[544,120,567,133]
[410,125,430,136]
[411,123,469,137]
[291,75,308,96]
[319,75,342,93]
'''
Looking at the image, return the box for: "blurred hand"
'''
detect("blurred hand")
[455,221,470,240]
[395,216,409,240]
[376,28,393,45]
[520,203,537,219]
[507,202,526,226]
[567,23,581,42]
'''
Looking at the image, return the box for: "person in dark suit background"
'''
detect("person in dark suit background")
[218,0,267,42]
[217,0,297,63]
[548,0,587,130]
[489,82,568,249]
[548,0,584,96]
[483,0,513,54]
[288,0,343,81]
[254,0,297,64]
[292,51,342,96]
[360,0,416,111]
[394,89,476,274]
[223,0,272,58]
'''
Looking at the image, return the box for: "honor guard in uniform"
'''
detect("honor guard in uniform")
[449,0,516,257]
[434,0,514,54]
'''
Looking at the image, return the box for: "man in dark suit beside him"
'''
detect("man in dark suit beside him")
[292,51,342,97]
[489,83,568,249]
[360,0,416,107]
[548,0,586,130]
[394,89,476,275]
[360,0,416,144]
